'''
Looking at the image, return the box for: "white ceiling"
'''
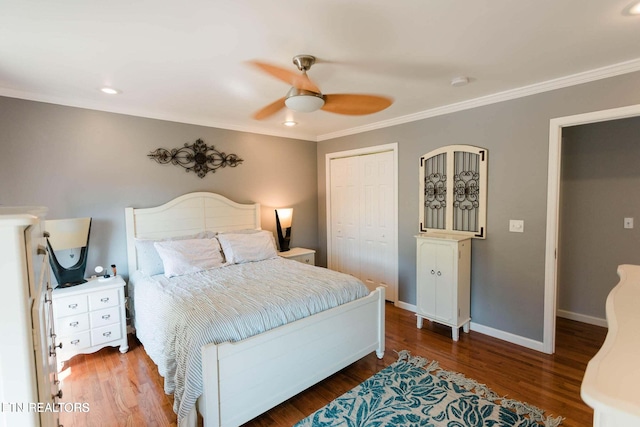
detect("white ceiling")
[1,1,639,141]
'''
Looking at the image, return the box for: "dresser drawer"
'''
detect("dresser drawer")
[88,288,119,310]
[54,295,88,317]
[90,306,120,328]
[91,324,122,347]
[56,312,90,336]
[59,330,91,355]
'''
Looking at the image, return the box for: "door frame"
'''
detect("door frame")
[326,143,399,302]
[543,103,640,354]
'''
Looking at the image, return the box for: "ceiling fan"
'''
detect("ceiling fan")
[249,54,393,120]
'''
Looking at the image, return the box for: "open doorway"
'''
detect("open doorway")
[557,118,640,327]
[543,104,640,354]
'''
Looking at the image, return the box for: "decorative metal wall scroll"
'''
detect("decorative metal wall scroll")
[148,138,243,178]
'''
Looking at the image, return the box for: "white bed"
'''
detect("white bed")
[124,192,385,427]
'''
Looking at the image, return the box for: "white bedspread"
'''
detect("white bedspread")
[129,257,370,423]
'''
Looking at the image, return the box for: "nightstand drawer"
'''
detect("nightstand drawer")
[88,288,119,310]
[91,324,122,347]
[294,254,314,264]
[56,313,90,336]
[54,295,88,317]
[90,306,120,328]
[59,331,91,354]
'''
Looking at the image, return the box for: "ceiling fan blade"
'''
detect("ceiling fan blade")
[248,60,321,93]
[252,97,286,120]
[321,94,393,115]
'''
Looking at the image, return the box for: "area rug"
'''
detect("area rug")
[295,350,563,427]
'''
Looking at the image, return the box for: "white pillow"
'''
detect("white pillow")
[135,231,217,276]
[217,230,278,264]
[153,238,226,278]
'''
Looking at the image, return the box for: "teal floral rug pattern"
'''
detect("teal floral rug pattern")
[295,350,563,427]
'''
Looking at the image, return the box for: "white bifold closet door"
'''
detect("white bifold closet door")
[329,150,396,301]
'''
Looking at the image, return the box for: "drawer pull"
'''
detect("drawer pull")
[53,390,63,399]
[101,314,111,320]
[100,297,110,303]
[69,321,79,327]
[437,271,442,276]
[431,270,435,275]
[103,331,112,337]
[37,245,47,255]
[68,303,78,309]
[71,339,80,345]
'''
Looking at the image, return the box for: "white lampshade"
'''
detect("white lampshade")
[276,208,293,228]
[284,87,325,112]
[45,218,91,250]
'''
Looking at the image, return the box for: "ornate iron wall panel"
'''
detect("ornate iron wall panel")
[453,151,480,233]
[419,145,487,238]
[148,138,243,178]
[423,152,447,230]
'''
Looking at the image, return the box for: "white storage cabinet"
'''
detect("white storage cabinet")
[415,233,471,341]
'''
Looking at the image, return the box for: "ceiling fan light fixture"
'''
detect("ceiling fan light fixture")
[285,87,325,112]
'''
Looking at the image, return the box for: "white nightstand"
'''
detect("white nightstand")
[278,247,316,265]
[52,275,128,365]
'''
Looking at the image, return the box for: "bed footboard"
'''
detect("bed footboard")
[195,286,385,427]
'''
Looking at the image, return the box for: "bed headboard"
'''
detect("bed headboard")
[124,192,261,274]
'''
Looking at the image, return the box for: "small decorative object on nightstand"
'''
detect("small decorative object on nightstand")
[279,247,315,266]
[52,275,128,366]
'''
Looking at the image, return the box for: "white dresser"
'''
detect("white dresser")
[415,234,471,341]
[52,276,128,364]
[581,264,640,427]
[0,208,61,427]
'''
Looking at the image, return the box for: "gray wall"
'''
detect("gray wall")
[0,96,318,280]
[317,71,640,341]
[558,117,640,320]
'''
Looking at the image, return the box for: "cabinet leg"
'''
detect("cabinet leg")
[416,316,423,329]
[119,345,129,354]
[463,322,470,334]
[452,327,459,341]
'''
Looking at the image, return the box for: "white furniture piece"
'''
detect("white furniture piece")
[415,233,471,341]
[581,264,640,427]
[0,207,61,427]
[278,247,315,265]
[124,192,385,427]
[52,275,128,365]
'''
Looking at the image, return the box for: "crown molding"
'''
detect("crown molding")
[317,57,640,141]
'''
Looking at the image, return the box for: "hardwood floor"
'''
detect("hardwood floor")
[58,303,607,426]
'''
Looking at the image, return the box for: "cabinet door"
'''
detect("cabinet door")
[433,243,455,324]
[416,240,438,318]
[417,240,456,324]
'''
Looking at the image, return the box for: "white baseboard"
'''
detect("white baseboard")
[395,300,545,352]
[469,322,545,352]
[557,309,608,328]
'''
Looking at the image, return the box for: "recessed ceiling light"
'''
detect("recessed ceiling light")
[450,76,470,87]
[100,87,121,95]
[283,121,297,127]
